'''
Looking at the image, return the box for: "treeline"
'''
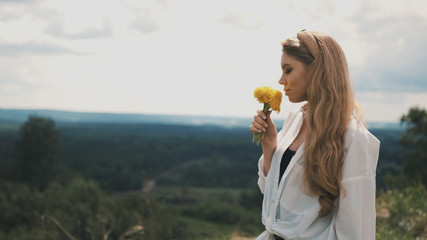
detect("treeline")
[0,119,407,192]
[1,121,264,191]
[58,122,261,190]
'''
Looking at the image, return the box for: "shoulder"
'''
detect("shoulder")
[342,118,380,180]
[282,106,304,127]
[345,118,380,150]
[276,106,304,140]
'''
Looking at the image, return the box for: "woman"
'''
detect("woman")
[249,30,380,240]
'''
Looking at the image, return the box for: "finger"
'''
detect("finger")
[264,112,276,134]
[249,124,262,133]
[252,120,266,132]
[254,115,267,127]
[257,110,267,120]
[254,115,268,128]
[265,111,274,126]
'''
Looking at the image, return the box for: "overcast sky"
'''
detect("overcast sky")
[0,0,426,123]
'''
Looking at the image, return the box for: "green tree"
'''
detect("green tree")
[400,106,427,187]
[14,116,62,190]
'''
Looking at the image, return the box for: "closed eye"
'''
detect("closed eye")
[285,68,292,74]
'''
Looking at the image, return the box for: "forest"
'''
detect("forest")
[0,107,426,239]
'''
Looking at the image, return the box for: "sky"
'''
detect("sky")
[0,0,426,123]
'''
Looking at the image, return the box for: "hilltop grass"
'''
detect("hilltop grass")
[376,183,427,239]
[148,186,263,239]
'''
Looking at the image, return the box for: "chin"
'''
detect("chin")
[288,98,305,104]
[288,98,297,103]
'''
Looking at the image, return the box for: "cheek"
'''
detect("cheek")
[297,72,308,87]
[301,75,309,90]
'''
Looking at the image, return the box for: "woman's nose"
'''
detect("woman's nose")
[279,74,286,85]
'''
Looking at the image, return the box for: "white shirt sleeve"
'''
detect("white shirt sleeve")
[335,176,376,240]
[257,155,267,194]
[335,125,380,240]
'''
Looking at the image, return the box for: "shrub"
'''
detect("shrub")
[376,183,427,239]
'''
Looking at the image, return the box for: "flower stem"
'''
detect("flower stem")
[263,102,270,114]
[252,103,270,146]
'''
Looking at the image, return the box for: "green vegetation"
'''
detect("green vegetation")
[57,122,260,191]
[375,106,427,239]
[376,184,427,239]
[400,107,427,186]
[12,116,63,190]
[0,107,426,239]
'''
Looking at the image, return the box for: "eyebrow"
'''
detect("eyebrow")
[282,63,290,69]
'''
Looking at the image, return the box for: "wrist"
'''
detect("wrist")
[262,144,277,159]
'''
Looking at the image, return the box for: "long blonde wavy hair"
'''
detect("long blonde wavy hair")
[282,31,364,218]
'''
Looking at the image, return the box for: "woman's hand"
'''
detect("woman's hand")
[250,110,277,148]
[250,110,277,176]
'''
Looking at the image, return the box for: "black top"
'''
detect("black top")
[279,148,296,183]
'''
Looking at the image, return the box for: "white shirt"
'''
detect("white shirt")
[256,109,380,240]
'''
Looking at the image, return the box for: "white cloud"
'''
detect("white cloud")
[46,17,114,39]
[220,12,264,30]
[0,42,77,57]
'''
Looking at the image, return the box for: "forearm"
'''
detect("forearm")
[261,145,276,176]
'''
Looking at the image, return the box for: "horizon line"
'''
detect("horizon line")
[0,107,401,124]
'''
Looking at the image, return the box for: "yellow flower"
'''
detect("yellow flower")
[253,86,282,113]
[252,86,282,145]
[254,87,270,104]
[270,90,282,113]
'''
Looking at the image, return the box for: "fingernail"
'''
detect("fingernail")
[263,116,266,120]
[263,128,266,132]
[264,124,268,128]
